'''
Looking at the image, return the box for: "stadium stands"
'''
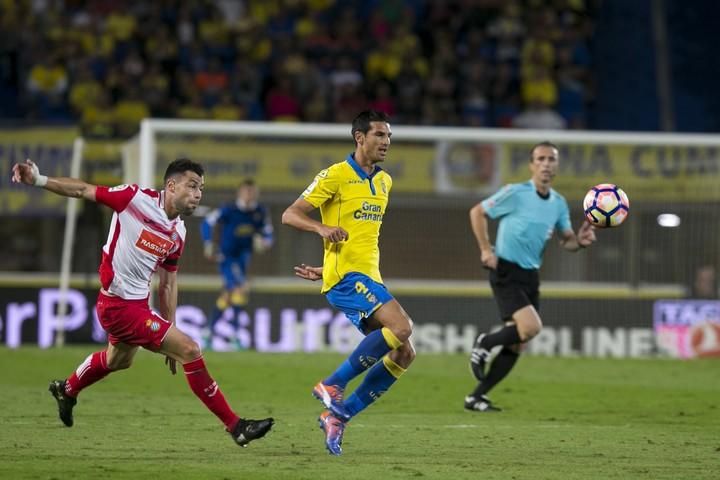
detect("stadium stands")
[0,0,597,135]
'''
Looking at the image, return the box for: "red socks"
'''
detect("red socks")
[64,352,239,431]
[183,357,239,430]
[65,351,112,397]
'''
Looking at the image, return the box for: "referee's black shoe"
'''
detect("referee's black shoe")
[230,417,275,447]
[469,334,490,381]
[464,395,502,412]
[48,379,77,427]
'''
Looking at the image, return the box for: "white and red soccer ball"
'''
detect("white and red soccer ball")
[583,183,630,228]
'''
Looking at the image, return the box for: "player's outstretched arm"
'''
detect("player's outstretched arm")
[12,158,97,201]
[282,197,348,242]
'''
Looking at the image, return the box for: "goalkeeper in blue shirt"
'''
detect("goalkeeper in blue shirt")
[200,179,274,349]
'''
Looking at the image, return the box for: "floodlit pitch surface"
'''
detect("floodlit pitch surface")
[0,347,717,480]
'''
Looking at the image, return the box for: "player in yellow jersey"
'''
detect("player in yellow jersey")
[282,110,415,456]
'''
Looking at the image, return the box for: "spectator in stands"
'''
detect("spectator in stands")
[365,41,403,82]
[513,99,567,129]
[393,56,426,124]
[333,82,367,124]
[228,60,264,120]
[104,9,137,46]
[687,265,719,299]
[26,54,69,116]
[176,90,209,120]
[489,62,521,127]
[303,89,332,122]
[486,1,526,41]
[113,87,151,137]
[460,85,490,127]
[265,76,301,122]
[141,64,171,115]
[330,55,364,94]
[556,64,587,129]
[211,92,246,121]
[194,58,230,107]
[69,64,103,116]
[80,90,115,139]
[144,25,179,73]
[120,47,146,82]
[521,64,558,108]
[368,80,397,118]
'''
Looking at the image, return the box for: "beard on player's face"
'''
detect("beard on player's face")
[179,195,198,215]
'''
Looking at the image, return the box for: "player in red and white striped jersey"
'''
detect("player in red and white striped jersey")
[11,158,273,448]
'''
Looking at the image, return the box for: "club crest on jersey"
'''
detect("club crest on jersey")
[380,179,387,194]
[145,319,161,332]
[136,229,174,257]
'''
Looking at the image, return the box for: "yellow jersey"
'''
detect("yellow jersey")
[302,154,393,293]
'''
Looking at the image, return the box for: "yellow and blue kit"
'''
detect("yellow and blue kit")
[303,153,395,330]
[302,153,392,294]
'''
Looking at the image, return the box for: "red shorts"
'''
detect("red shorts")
[96,291,172,350]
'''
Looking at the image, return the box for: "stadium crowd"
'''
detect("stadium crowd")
[0,0,595,137]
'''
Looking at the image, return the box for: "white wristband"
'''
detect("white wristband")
[34,175,48,187]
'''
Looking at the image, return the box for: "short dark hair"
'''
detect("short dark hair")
[529,141,559,159]
[239,178,256,188]
[163,158,204,183]
[351,110,390,144]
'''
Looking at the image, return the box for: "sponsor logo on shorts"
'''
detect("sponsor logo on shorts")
[145,318,161,332]
[136,229,174,257]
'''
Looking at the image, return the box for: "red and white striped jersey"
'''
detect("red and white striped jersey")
[96,184,186,300]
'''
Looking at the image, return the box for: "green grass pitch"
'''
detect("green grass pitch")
[0,347,717,480]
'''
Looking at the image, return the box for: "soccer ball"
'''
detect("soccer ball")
[583,184,630,227]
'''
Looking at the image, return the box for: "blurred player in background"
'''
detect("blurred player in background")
[11,158,273,447]
[466,142,597,412]
[200,179,274,350]
[282,110,415,455]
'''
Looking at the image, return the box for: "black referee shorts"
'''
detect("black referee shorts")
[489,258,540,321]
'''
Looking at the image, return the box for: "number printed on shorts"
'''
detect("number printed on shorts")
[355,281,377,304]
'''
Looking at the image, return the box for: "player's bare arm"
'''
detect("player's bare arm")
[203,225,218,261]
[560,221,597,251]
[469,202,497,270]
[294,264,323,281]
[12,159,97,201]
[282,197,349,242]
[157,267,179,374]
